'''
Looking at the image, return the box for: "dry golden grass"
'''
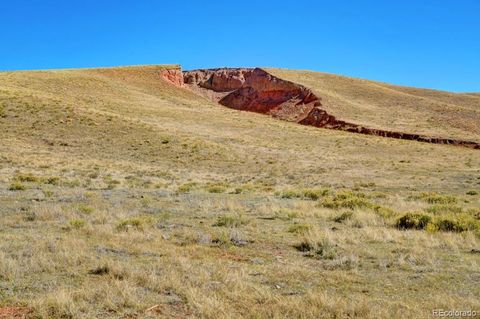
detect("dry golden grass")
[0,65,479,318]
[267,68,480,142]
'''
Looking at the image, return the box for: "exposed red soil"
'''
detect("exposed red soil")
[160,69,184,87]
[0,307,31,319]
[183,68,480,149]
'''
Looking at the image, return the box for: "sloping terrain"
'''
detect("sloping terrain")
[267,68,480,143]
[185,68,480,148]
[0,65,479,318]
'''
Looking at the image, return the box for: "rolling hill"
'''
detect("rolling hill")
[0,65,479,318]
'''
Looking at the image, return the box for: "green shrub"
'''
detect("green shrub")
[395,213,432,230]
[9,182,26,191]
[275,209,299,220]
[77,204,94,215]
[278,188,330,200]
[176,182,197,194]
[412,192,457,204]
[295,238,337,259]
[14,173,40,183]
[288,223,312,234]
[372,205,396,218]
[319,191,373,210]
[44,177,60,185]
[315,238,337,259]
[466,190,478,196]
[333,211,353,223]
[213,214,247,227]
[69,219,86,229]
[116,218,144,231]
[425,205,463,215]
[206,185,226,193]
[434,218,466,232]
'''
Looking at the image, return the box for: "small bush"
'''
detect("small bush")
[9,182,26,191]
[319,191,373,210]
[117,218,144,231]
[315,238,337,260]
[15,173,40,183]
[176,182,197,194]
[288,223,312,234]
[425,205,463,215]
[395,213,432,230]
[333,211,353,223]
[466,190,478,196]
[44,177,60,185]
[206,185,226,193]
[294,237,337,259]
[213,215,247,227]
[77,204,94,215]
[412,192,457,204]
[274,209,299,220]
[434,218,466,232]
[373,205,396,218]
[69,219,86,229]
[278,188,330,200]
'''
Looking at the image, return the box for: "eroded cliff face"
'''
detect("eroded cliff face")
[183,68,480,149]
[160,69,184,87]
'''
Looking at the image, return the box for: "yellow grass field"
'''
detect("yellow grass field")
[0,65,479,318]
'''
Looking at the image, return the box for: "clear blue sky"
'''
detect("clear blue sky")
[1,0,479,92]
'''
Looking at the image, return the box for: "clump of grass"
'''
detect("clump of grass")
[466,190,478,196]
[288,223,313,234]
[0,104,6,118]
[396,212,479,233]
[277,187,330,200]
[13,173,59,185]
[9,182,26,191]
[68,219,86,229]
[425,204,463,215]
[411,192,457,204]
[372,205,396,218]
[14,173,40,183]
[319,190,373,210]
[76,204,94,215]
[206,185,226,193]
[44,177,60,185]
[294,237,337,259]
[116,217,144,231]
[274,209,299,220]
[176,182,198,194]
[434,218,466,232]
[213,214,248,227]
[395,213,432,230]
[333,211,353,223]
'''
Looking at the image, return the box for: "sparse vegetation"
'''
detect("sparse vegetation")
[8,181,26,191]
[213,214,247,227]
[288,223,313,234]
[396,213,432,230]
[0,66,478,318]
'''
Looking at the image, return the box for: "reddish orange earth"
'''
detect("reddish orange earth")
[0,307,31,319]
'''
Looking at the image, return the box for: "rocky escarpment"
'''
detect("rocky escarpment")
[183,68,480,149]
[160,68,184,87]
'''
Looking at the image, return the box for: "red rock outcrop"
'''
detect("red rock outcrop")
[160,68,183,87]
[183,68,480,149]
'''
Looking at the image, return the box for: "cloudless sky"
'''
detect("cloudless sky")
[0,0,479,92]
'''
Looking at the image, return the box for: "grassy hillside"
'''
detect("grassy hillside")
[0,66,479,318]
[267,68,480,142]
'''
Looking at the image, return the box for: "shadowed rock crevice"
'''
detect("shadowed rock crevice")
[183,68,480,149]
